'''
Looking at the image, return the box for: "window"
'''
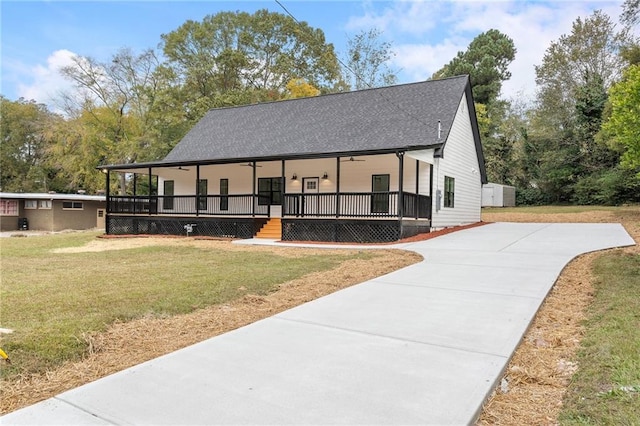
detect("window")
[306,180,317,191]
[198,179,208,210]
[0,200,18,216]
[258,177,282,205]
[220,179,229,211]
[444,176,455,208]
[371,174,390,213]
[62,201,83,210]
[163,180,174,210]
[25,200,37,209]
[39,200,52,209]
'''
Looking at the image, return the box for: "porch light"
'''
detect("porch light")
[322,172,328,180]
[291,173,298,180]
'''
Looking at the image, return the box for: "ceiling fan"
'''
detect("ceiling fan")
[240,163,262,167]
[169,166,190,171]
[340,157,366,162]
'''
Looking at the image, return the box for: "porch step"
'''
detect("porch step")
[255,218,282,239]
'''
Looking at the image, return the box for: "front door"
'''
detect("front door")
[96,209,106,229]
[258,177,282,217]
[302,177,319,216]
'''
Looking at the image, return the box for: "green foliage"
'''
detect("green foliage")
[600,65,640,171]
[433,29,516,105]
[161,9,341,106]
[572,167,640,205]
[345,28,398,90]
[0,96,60,192]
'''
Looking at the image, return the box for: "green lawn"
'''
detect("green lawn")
[0,232,374,377]
[559,250,640,425]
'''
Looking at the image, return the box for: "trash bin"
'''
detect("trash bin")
[18,218,28,230]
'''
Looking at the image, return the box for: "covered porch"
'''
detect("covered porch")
[102,151,435,243]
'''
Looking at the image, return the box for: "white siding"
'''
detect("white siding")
[157,154,431,196]
[431,93,482,228]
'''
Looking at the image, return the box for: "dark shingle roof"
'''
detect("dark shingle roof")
[163,75,472,163]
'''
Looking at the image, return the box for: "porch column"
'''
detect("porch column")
[133,173,137,215]
[415,159,420,219]
[335,157,341,218]
[148,167,153,216]
[281,160,285,215]
[397,152,405,219]
[196,165,200,217]
[105,169,110,214]
[252,161,256,217]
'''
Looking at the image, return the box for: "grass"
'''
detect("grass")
[559,250,640,425]
[0,233,374,378]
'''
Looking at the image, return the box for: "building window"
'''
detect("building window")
[444,176,455,208]
[258,177,282,206]
[39,200,52,209]
[163,180,174,210]
[198,179,208,210]
[220,179,229,211]
[62,201,83,210]
[371,174,390,213]
[0,200,18,216]
[25,200,37,209]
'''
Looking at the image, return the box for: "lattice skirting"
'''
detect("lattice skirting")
[107,216,267,239]
[281,219,431,243]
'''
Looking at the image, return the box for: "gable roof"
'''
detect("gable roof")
[163,75,474,164]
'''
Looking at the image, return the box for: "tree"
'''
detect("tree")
[161,9,341,108]
[345,28,398,90]
[529,10,631,203]
[0,97,59,192]
[285,78,320,98]
[600,65,640,171]
[432,29,516,105]
[622,0,639,27]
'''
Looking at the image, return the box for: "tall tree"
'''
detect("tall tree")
[432,29,516,105]
[622,0,639,27]
[345,28,398,90]
[531,10,630,203]
[600,64,640,171]
[161,9,340,112]
[0,97,59,192]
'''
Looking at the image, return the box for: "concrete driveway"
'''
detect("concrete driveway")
[2,222,634,425]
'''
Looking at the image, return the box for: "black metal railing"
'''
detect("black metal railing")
[283,192,431,219]
[108,192,431,219]
[109,194,270,216]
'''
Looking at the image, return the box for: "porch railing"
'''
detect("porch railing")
[283,192,431,219]
[108,192,431,219]
[109,194,270,216]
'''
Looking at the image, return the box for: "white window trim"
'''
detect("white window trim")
[62,201,84,210]
[39,200,52,209]
[0,200,19,216]
[24,200,37,209]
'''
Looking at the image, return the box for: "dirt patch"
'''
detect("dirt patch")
[476,207,639,425]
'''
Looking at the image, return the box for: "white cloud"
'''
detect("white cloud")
[16,49,78,110]
[346,1,632,101]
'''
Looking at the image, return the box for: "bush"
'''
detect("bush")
[572,168,640,205]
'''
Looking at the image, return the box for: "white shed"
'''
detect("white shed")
[482,183,516,207]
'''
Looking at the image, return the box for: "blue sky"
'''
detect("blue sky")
[1,0,632,109]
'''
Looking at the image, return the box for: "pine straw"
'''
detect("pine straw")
[477,208,639,425]
[0,248,421,414]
